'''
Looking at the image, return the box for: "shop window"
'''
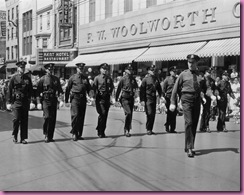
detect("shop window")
[89,0,95,22]
[124,0,133,13]
[146,0,157,8]
[105,0,113,18]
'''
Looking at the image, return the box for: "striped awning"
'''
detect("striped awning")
[195,38,240,57]
[135,42,206,62]
[66,48,149,67]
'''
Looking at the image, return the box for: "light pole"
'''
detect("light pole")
[8,18,19,62]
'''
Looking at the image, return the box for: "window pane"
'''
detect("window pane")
[124,0,133,13]
[89,0,95,22]
[105,0,113,18]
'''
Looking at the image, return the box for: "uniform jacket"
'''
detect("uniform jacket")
[115,75,138,101]
[65,73,91,103]
[93,74,114,97]
[161,75,176,98]
[7,73,33,105]
[140,74,162,102]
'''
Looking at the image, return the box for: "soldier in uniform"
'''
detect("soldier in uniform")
[36,63,63,143]
[170,54,204,158]
[115,64,138,137]
[65,63,91,141]
[161,66,178,133]
[93,63,114,138]
[6,61,33,144]
[199,69,216,133]
[140,64,162,135]
[216,71,235,132]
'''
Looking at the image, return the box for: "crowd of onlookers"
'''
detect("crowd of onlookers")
[0,68,240,124]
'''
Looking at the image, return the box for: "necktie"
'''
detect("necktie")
[193,72,200,93]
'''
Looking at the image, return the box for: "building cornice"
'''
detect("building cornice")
[35,33,51,38]
[36,5,53,15]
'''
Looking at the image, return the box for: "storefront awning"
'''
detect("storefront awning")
[66,48,149,67]
[134,42,207,62]
[195,38,240,57]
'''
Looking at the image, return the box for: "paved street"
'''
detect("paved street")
[0,105,240,191]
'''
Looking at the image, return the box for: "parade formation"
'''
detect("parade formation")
[4,54,239,159]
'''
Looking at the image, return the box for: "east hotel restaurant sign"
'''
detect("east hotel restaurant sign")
[40,52,70,61]
[79,0,240,48]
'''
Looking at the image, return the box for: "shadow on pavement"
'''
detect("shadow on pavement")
[195,147,239,156]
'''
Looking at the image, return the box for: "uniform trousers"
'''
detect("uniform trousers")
[217,97,228,131]
[42,98,58,139]
[120,97,134,131]
[199,96,211,131]
[12,101,29,140]
[95,95,110,135]
[145,96,157,131]
[181,93,201,151]
[70,97,87,137]
[165,96,177,132]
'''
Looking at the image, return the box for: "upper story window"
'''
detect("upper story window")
[16,6,18,19]
[47,12,50,30]
[105,0,113,18]
[8,10,10,21]
[11,27,13,39]
[124,0,133,13]
[40,15,43,31]
[89,0,95,22]
[23,10,32,32]
[146,0,157,7]
[43,38,48,49]
[12,7,14,20]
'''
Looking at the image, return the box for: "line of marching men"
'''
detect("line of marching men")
[6,54,235,158]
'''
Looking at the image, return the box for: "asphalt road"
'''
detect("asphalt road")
[0,105,240,191]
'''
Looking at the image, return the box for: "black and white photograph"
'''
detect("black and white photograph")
[0,0,241,191]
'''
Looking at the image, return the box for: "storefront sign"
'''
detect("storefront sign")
[59,0,72,28]
[39,52,71,61]
[79,0,240,50]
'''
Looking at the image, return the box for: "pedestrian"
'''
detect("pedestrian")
[199,69,216,133]
[93,63,114,138]
[6,61,33,144]
[115,64,138,137]
[170,54,204,158]
[65,62,91,141]
[140,64,162,135]
[36,63,63,143]
[161,66,178,133]
[216,71,235,132]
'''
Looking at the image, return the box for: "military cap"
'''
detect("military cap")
[222,71,229,76]
[75,62,86,68]
[187,54,200,62]
[147,64,156,71]
[125,64,133,70]
[100,63,109,69]
[44,63,55,69]
[169,66,177,72]
[16,61,27,68]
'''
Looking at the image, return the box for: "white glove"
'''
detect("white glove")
[59,101,64,107]
[202,97,206,104]
[37,103,42,110]
[6,104,12,111]
[30,103,35,110]
[65,103,70,107]
[169,104,176,112]
[211,95,216,101]
[217,95,221,100]
[140,101,145,107]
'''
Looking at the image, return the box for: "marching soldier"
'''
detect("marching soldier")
[216,71,235,132]
[37,63,63,143]
[93,63,114,138]
[6,61,33,144]
[115,64,138,137]
[170,54,204,158]
[199,69,216,133]
[65,62,91,141]
[140,64,162,135]
[161,66,178,133]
